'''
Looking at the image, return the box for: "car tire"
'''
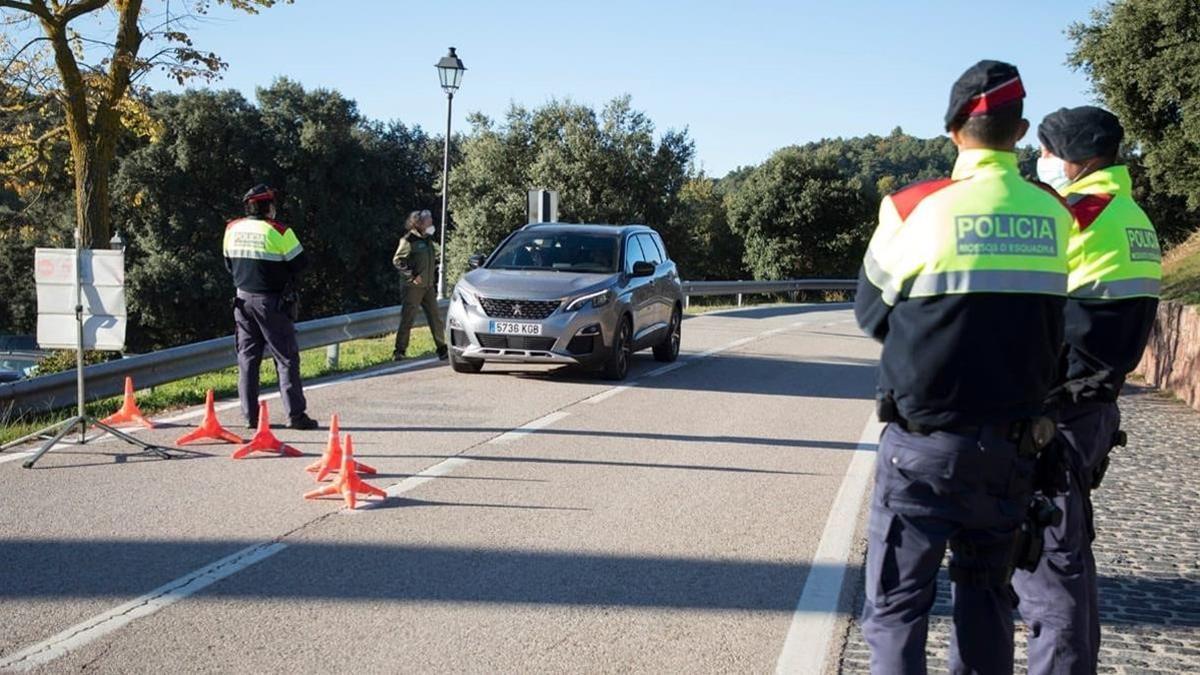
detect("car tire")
[449,350,484,373]
[653,307,681,363]
[601,316,632,381]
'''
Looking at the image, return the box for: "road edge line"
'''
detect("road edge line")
[774,414,882,675]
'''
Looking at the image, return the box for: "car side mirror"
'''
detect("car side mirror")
[468,254,486,270]
[631,260,655,277]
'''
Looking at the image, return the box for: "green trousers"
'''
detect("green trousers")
[394,283,445,356]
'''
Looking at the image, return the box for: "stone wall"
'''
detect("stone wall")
[1136,301,1200,412]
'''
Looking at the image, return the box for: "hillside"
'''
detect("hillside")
[1163,229,1200,305]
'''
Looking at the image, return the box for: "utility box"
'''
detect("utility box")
[527,189,559,224]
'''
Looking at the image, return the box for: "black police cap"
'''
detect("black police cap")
[242,184,276,203]
[944,60,1025,131]
[1038,106,1124,162]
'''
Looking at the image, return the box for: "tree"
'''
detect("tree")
[0,0,289,248]
[110,81,437,350]
[1069,0,1200,211]
[665,175,742,280]
[725,146,874,280]
[446,97,695,281]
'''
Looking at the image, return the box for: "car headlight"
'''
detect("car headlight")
[565,289,614,312]
[453,285,478,307]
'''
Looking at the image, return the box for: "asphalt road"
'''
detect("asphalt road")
[0,304,880,673]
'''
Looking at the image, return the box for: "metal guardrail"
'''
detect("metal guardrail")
[0,301,448,416]
[681,278,856,307]
[0,279,854,415]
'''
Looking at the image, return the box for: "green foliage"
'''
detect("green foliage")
[34,350,116,376]
[726,146,874,279]
[446,96,694,282]
[110,81,438,350]
[666,176,743,280]
[1069,0,1200,219]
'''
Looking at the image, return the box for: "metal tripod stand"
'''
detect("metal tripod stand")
[0,229,172,468]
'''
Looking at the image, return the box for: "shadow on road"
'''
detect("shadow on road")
[373,453,828,476]
[339,425,866,454]
[0,538,840,612]
[482,353,877,400]
[2,538,1194,629]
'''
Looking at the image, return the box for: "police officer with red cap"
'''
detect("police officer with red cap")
[1012,107,1161,674]
[855,60,1072,674]
[223,184,319,430]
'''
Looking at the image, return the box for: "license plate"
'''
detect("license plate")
[490,321,542,336]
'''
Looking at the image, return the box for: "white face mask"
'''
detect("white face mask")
[423,225,436,237]
[1036,156,1072,192]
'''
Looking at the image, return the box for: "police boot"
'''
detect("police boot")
[288,413,320,431]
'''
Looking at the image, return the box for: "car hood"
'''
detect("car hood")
[460,269,617,300]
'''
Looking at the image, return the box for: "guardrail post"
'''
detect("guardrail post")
[684,295,690,310]
[326,343,340,369]
[737,293,743,307]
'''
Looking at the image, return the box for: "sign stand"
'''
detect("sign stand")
[1,228,172,468]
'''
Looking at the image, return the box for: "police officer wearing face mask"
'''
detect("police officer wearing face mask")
[1014,107,1162,675]
[392,209,448,361]
[855,60,1073,674]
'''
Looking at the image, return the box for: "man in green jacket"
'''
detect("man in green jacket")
[393,209,448,361]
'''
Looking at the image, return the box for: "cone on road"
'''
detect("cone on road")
[303,435,386,509]
[305,413,376,481]
[176,390,244,446]
[99,376,155,428]
[231,401,302,459]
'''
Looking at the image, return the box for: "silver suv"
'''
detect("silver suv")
[446,224,683,380]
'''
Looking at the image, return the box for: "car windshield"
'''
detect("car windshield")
[489,231,619,273]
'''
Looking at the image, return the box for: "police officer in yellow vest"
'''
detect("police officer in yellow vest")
[855,61,1072,674]
[1012,107,1162,675]
[223,184,319,430]
[392,209,448,361]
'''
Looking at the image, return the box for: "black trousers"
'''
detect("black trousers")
[234,290,307,423]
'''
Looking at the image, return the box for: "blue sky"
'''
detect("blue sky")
[134,0,1106,176]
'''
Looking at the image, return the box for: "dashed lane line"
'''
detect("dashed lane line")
[0,542,287,672]
[0,307,863,669]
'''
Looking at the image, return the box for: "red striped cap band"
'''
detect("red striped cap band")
[963,77,1025,117]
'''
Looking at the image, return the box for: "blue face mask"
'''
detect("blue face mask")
[1036,156,1072,192]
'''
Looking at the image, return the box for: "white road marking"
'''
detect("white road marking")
[2,306,865,668]
[581,315,833,406]
[0,542,287,672]
[487,411,571,445]
[774,414,882,675]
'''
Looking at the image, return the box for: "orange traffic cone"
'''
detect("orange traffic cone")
[99,376,155,428]
[176,390,244,446]
[231,401,302,459]
[303,435,386,509]
[305,414,376,481]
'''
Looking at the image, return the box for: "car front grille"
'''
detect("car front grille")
[477,334,557,351]
[479,297,561,319]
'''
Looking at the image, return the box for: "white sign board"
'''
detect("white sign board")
[35,248,127,351]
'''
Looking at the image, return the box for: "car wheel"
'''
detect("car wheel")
[601,316,632,380]
[449,350,484,373]
[653,307,681,363]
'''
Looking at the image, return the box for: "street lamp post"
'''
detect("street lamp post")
[435,46,466,299]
